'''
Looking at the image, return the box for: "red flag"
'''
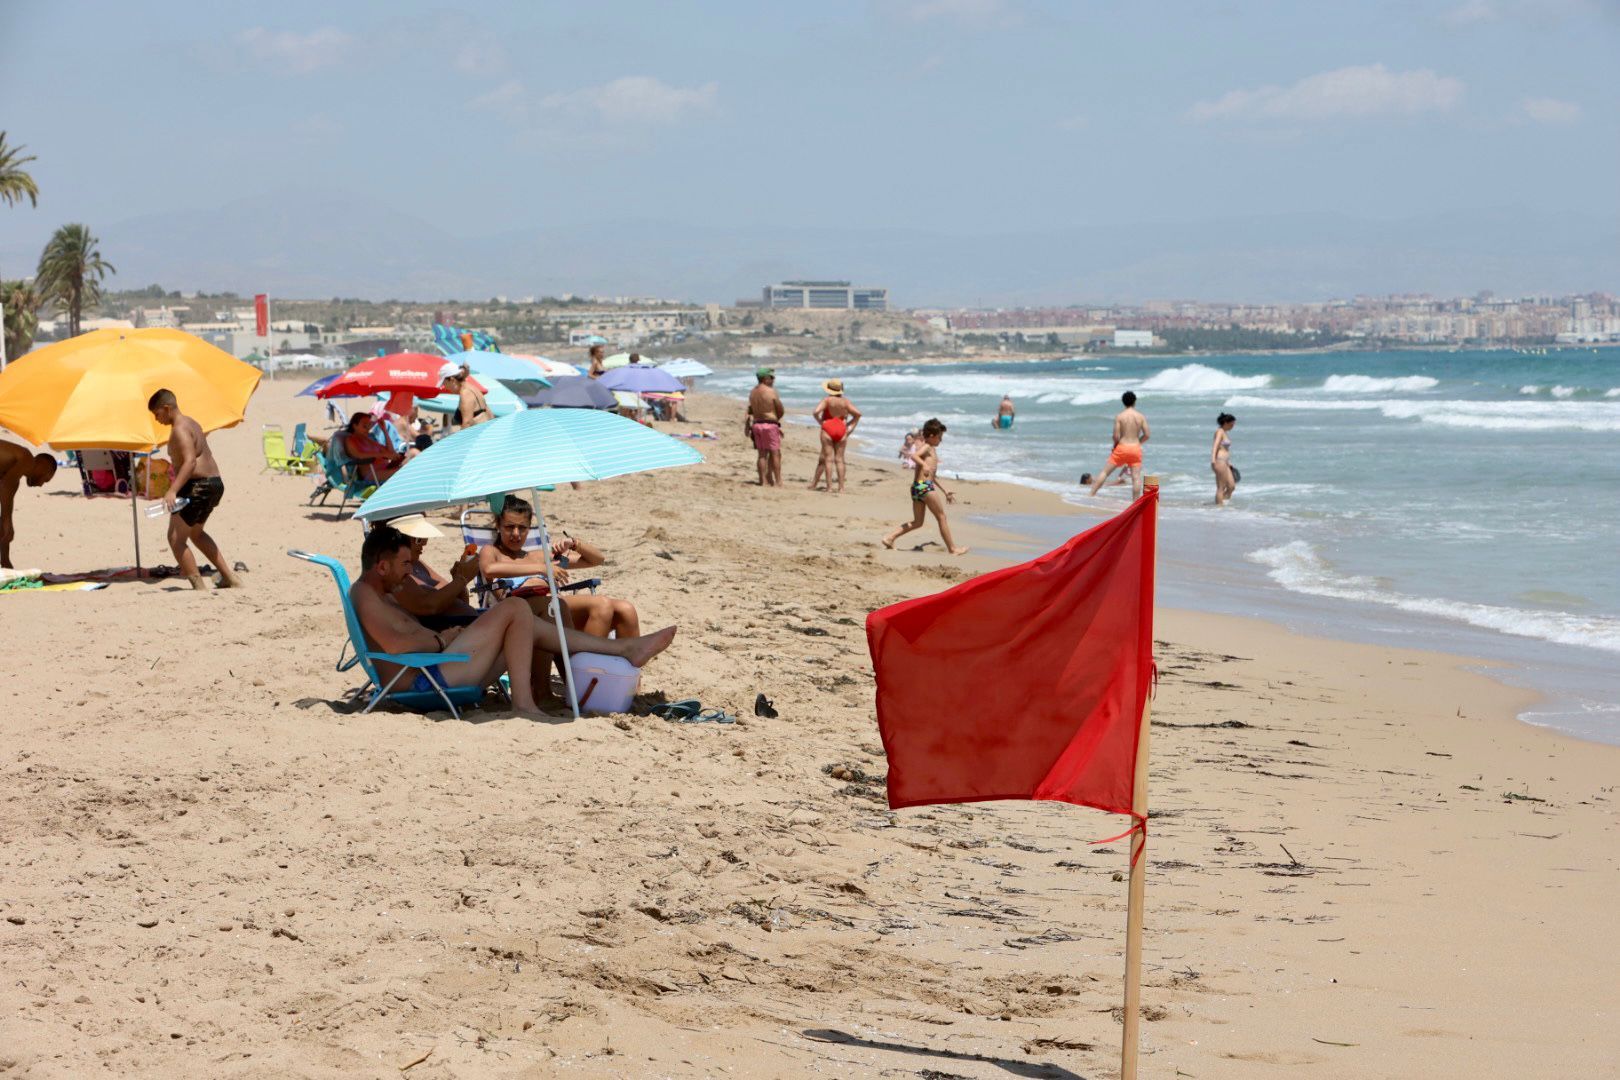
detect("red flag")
[867,488,1156,818]
[254,294,269,338]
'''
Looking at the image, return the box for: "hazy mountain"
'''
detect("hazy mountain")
[3,188,1614,306]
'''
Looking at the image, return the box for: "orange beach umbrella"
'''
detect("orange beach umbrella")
[0,328,262,451]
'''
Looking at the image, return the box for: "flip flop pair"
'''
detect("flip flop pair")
[650,699,736,724]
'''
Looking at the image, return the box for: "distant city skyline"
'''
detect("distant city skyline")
[3,2,1616,302]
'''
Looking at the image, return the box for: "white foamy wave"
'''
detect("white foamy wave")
[1224,395,1620,432]
[1607,388,1620,398]
[1138,363,1271,393]
[1250,541,1620,654]
[1321,374,1439,393]
[1551,385,1576,398]
[1520,385,1541,395]
[862,371,1120,400]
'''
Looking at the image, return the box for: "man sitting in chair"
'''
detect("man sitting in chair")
[477,495,640,639]
[360,525,675,710]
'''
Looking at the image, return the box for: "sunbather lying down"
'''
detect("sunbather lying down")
[354,524,675,716]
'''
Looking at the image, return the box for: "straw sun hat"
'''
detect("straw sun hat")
[822,379,845,396]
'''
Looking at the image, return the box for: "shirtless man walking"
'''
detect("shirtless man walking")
[883,417,968,555]
[0,441,57,569]
[147,388,243,590]
[745,368,785,487]
[1087,390,1151,500]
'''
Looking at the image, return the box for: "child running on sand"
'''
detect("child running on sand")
[883,418,969,556]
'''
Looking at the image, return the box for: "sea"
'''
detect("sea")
[707,348,1620,744]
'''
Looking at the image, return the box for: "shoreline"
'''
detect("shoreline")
[702,387,1603,750]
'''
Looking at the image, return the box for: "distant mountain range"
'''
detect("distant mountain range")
[2,188,1615,306]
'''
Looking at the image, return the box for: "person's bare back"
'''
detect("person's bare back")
[747,382,783,422]
[1114,406,1149,446]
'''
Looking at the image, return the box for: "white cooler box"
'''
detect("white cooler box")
[570,653,643,715]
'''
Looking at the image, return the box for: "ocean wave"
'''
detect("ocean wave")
[1551,385,1576,398]
[1223,395,1620,432]
[1322,374,1439,393]
[1608,388,1620,398]
[1520,385,1541,395]
[1138,363,1271,393]
[1249,541,1620,654]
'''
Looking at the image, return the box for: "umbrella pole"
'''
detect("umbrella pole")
[131,482,142,570]
[532,493,581,719]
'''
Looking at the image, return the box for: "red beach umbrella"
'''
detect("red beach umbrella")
[316,353,486,399]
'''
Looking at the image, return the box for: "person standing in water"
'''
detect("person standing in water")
[809,379,862,494]
[1211,411,1237,506]
[146,388,243,590]
[1086,391,1150,499]
[883,418,968,556]
[993,394,1016,430]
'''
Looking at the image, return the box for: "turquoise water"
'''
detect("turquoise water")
[709,349,1620,742]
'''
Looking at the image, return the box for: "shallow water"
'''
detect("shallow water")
[709,348,1620,742]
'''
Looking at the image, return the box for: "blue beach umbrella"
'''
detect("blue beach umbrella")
[443,350,552,385]
[297,372,342,397]
[598,366,684,394]
[414,379,527,418]
[354,408,702,522]
[354,409,704,719]
[524,375,617,410]
[658,358,713,379]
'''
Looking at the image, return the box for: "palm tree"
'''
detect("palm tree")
[36,224,115,338]
[2,280,42,360]
[0,132,38,209]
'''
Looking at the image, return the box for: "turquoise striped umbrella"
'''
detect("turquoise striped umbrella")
[353,407,703,521]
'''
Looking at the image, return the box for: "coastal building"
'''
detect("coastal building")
[763,281,888,311]
[1113,329,1154,348]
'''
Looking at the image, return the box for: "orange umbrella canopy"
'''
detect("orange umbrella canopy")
[0,328,262,451]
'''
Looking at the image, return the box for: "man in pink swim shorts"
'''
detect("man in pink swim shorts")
[745,367,785,487]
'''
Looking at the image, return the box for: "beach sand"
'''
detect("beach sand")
[1,379,1615,1078]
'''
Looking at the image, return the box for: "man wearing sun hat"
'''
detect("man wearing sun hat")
[745,367,785,487]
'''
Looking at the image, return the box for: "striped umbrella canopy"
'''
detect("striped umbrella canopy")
[354,407,703,521]
[658,357,714,378]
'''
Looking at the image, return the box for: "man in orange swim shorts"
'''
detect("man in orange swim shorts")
[1087,390,1151,500]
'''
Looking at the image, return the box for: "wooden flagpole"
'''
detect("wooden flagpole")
[1120,475,1157,1080]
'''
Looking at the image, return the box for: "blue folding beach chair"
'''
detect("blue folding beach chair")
[308,441,371,515]
[287,549,489,719]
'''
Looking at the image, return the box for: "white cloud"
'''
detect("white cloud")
[1515,96,1582,124]
[236,27,352,74]
[539,77,718,126]
[1189,64,1465,123]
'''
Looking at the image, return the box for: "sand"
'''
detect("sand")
[1,378,1616,1078]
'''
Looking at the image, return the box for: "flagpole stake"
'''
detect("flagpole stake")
[1120,475,1157,1080]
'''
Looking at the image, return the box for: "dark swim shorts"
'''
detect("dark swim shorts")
[178,476,225,526]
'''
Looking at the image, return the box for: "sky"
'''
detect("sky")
[2,0,1617,300]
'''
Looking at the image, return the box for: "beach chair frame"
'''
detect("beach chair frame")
[458,508,601,609]
[287,549,490,720]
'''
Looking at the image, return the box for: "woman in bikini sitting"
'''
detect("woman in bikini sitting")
[809,378,862,494]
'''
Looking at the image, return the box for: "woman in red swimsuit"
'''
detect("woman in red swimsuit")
[810,379,863,494]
